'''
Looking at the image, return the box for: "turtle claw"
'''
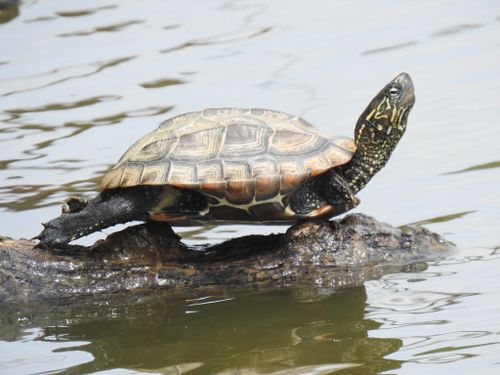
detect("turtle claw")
[36,219,72,249]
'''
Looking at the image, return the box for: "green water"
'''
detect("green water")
[1,0,500,374]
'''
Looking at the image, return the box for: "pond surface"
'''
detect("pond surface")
[1,0,500,374]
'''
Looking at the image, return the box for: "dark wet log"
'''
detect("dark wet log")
[0,214,453,302]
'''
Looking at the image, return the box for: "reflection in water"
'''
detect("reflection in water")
[0,287,403,374]
[369,288,476,315]
[57,20,144,38]
[431,23,483,37]
[365,276,500,368]
[55,5,118,18]
[160,26,272,54]
[398,331,499,366]
[362,41,419,55]
[140,78,186,89]
[0,176,100,211]
[92,105,174,125]
[0,103,174,211]
[176,224,217,240]
[407,210,476,226]
[5,95,120,115]
[443,160,500,175]
[0,56,136,96]
[362,19,489,56]
[0,328,93,375]
[24,4,118,22]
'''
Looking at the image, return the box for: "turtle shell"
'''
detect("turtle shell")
[101,108,355,206]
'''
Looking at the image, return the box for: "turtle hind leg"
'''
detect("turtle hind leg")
[148,187,209,221]
[36,186,165,248]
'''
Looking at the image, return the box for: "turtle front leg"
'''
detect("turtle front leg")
[322,170,360,211]
[287,171,359,217]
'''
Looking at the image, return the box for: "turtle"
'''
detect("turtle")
[37,72,415,247]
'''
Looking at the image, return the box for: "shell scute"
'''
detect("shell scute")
[226,180,255,205]
[200,182,226,199]
[128,137,177,163]
[120,163,144,186]
[255,176,281,201]
[270,129,327,156]
[141,160,171,185]
[197,160,224,182]
[303,153,332,176]
[169,125,224,161]
[220,123,270,157]
[168,162,197,185]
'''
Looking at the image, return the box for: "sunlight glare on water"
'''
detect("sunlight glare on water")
[1,0,500,374]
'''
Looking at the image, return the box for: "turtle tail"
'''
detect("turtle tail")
[36,186,163,248]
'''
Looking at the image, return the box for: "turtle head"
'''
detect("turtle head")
[341,73,415,194]
[355,72,415,146]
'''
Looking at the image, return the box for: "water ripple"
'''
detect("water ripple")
[24,4,117,23]
[407,211,477,226]
[5,95,120,115]
[403,331,500,365]
[431,23,483,37]
[0,105,173,170]
[0,177,101,211]
[139,78,186,89]
[362,19,495,56]
[0,56,136,97]
[92,105,173,125]
[160,26,272,54]
[57,20,144,37]
[55,5,118,18]
[369,290,477,314]
[362,41,419,55]
[443,160,500,175]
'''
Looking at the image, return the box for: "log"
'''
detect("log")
[0,214,453,302]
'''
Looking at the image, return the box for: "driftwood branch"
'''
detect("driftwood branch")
[0,214,453,302]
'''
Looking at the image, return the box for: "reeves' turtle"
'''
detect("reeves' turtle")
[37,73,415,247]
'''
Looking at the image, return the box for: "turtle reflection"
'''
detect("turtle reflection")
[0,287,402,374]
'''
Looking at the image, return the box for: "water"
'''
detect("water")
[1,0,500,373]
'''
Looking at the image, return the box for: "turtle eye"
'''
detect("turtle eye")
[388,85,402,99]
